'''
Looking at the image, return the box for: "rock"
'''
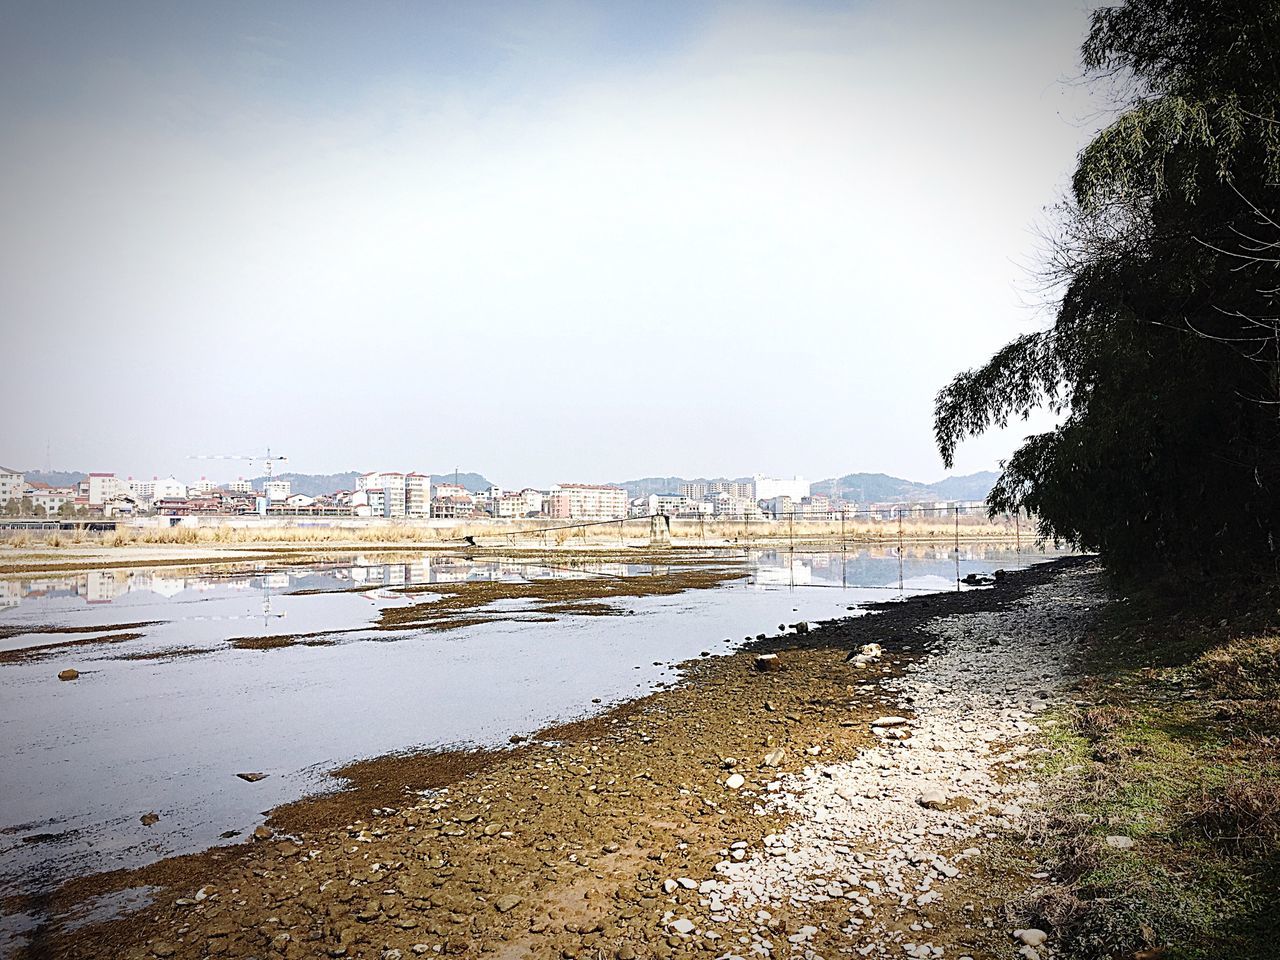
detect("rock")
[753,654,782,673]
[669,918,695,935]
[677,878,697,890]
[1105,835,1134,849]
[795,622,810,635]
[724,773,745,790]
[253,825,274,841]
[871,716,910,728]
[140,812,160,826]
[617,946,637,960]
[494,894,522,913]
[236,772,268,783]
[663,879,678,894]
[762,748,786,767]
[918,789,949,810]
[151,942,176,958]
[916,890,941,906]
[1014,929,1048,947]
[57,669,79,681]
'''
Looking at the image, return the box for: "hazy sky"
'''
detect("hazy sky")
[0,0,1103,487]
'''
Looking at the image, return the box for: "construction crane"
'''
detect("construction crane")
[188,448,289,484]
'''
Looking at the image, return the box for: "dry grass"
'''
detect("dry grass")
[1184,778,1280,855]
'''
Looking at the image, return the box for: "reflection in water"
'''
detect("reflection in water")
[0,543,1067,930]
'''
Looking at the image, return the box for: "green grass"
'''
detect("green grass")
[1025,588,1280,960]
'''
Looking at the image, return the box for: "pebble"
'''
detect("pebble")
[725,773,746,790]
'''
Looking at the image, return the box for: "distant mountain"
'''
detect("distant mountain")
[22,470,87,488]
[249,471,494,496]
[811,471,997,504]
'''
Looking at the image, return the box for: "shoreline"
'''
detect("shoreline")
[4,555,1097,960]
[0,538,1049,578]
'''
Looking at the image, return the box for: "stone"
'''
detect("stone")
[494,894,522,913]
[871,716,910,728]
[140,812,159,826]
[663,879,679,894]
[617,946,637,960]
[795,622,810,634]
[753,654,782,673]
[151,943,176,958]
[762,748,786,768]
[918,789,949,810]
[236,772,268,783]
[677,878,697,890]
[669,918,695,935]
[1105,835,1134,850]
[58,669,79,681]
[1013,929,1048,947]
[724,773,745,790]
[253,825,274,841]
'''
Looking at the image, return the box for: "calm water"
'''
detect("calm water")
[0,544,1060,938]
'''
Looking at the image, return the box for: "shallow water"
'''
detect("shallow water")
[0,544,1060,920]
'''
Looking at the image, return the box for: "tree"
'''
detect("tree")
[935,0,1280,578]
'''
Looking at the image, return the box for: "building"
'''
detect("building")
[126,477,155,500]
[545,483,628,520]
[86,473,127,506]
[680,479,755,501]
[405,473,431,517]
[490,488,543,518]
[152,476,188,501]
[356,472,406,517]
[0,466,25,506]
[190,477,219,494]
[227,478,253,494]
[264,479,292,503]
[709,492,762,519]
[25,482,76,516]
[754,475,810,502]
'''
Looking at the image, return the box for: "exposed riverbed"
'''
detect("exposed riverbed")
[0,543,1063,956]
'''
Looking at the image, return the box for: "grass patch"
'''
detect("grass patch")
[1026,585,1280,959]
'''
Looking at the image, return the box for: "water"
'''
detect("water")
[0,544,1059,920]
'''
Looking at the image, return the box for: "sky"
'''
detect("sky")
[0,0,1106,488]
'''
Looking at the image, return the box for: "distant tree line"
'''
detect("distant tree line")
[935,0,1280,579]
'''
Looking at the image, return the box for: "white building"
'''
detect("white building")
[545,484,628,520]
[356,472,406,517]
[152,476,188,501]
[190,477,219,494]
[0,466,24,506]
[227,478,253,494]
[87,473,127,506]
[753,475,810,502]
[405,473,431,517]
[265,479,292,503]
[127,477,155,500]
[26,484,76,515]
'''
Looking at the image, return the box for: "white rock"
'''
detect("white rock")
[670,918,696,935]
[1013,928,1047,947]
[726,773,746,790]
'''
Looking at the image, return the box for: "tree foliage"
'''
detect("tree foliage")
[935,0,1280,577]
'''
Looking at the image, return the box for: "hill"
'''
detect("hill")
[810,471,997,503]
[610,471,997,504]
[22,470,87,488]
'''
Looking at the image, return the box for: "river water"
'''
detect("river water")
[0,544,1060,928]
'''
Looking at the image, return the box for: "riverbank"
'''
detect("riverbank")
[0,513,1032,569]
[10,555,1273,960]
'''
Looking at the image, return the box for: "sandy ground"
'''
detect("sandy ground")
[8,557,1101,960]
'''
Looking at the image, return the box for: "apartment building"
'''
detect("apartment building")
[0,466,24,506]
[227,478,253,494]
[545,483,628,520]
[754,475,810,502]
[264,479,292,503]
[405,473,431,517]
[25,483,76,515]
[356,472,405,517]
[86,473,127,506]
